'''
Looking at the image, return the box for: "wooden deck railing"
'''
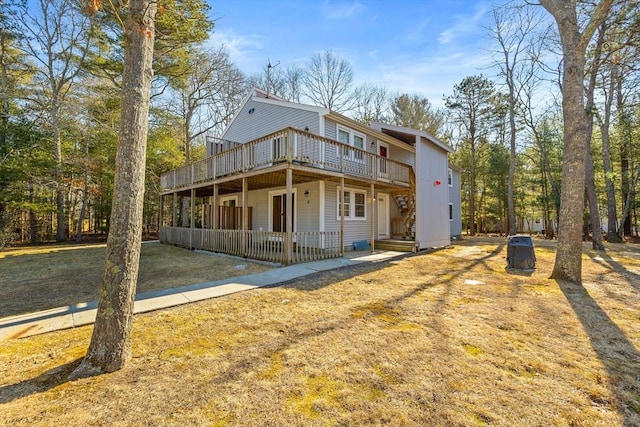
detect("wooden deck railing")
[159,227,341,264]
[160,128,412,191]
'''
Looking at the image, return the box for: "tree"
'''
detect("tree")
[303,50,353,112]
[8,0,94,241]
[391,93,445,137]
[489,3,545,236]
[539,0,614,283]
[71,0,157,377]
[351,83,390,124]
[445,75,497,236]
[168,47,243,163]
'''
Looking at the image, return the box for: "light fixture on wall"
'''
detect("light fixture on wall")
[304,190,310,198]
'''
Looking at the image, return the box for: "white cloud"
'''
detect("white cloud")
[437,6,488,45]
[208,29,264,69]
[373,50,493,108]
[323,0,365,20]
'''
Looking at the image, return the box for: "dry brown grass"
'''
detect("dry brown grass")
[0,242,272,317]
[1,236,639,426]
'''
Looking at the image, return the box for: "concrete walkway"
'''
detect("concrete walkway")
[0,250,406,341]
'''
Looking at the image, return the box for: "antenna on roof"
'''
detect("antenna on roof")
[266,58,280,98]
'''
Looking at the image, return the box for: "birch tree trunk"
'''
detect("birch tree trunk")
[540,0,613,283]
[71,0,156,378]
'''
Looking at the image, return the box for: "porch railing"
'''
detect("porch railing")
[160,128,412,191]
[159,226,341,264]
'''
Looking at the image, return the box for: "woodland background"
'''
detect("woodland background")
[0,0,638,247]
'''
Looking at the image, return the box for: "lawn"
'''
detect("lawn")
[1,237,639,426]
[0,241,273,317]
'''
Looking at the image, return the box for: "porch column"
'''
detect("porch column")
[370,183,375,253]
[158,194,163,230]
[242,177,248,230]
[172,192,177,227]
[213,184,218,229]
[340,176,344,256]
[286,168,293,264]
[242,177,248,256]
[190,187,195,249]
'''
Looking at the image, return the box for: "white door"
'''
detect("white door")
[377,193,389,239]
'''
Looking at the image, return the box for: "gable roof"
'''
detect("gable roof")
[221,88,445,156]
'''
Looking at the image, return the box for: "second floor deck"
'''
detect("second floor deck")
[160,128,413,193]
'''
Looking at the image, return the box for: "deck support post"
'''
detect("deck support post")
[370,183,375,253]
[213,184,218,229]
[172,192,177,227]
[286,168,293,264]
[242,177,248,256]
[340,176,345,256]
[158,194,163,231]
[190,187,195,249]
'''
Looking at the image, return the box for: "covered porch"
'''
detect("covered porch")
[158,128,416,264]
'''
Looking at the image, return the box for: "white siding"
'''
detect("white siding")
[415,136,451,248]
[220,182,322,232]
[222,98,321,145]
[448,168,462,238]
[324,181,373,249]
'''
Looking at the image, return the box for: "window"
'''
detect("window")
[273,136,287,159]
[448,168,453,187]
[449,203,454,221]
[337,125,366,162]
[337,187,367,220]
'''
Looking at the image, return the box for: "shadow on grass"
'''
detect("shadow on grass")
[1,242,507,406]
[209,244,508,390]
[0,358,83,404]
[588,253,640,294]
[557,280,640,424]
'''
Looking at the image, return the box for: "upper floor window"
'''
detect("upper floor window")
[338,125,365,162]
[448,168,453,187]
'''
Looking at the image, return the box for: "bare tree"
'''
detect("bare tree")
[9,0,93,241]
[351,83,390,124]
[71,0,157,378]
[169,47,243,163]
[303,50,353,112]
[539,0,614,283]
[283,64,304,103]
[489,3,545,236]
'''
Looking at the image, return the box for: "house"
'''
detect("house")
[448,164,463,240]
[158,88,460,264]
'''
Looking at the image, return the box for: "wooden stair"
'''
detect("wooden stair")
[391,168,416,240]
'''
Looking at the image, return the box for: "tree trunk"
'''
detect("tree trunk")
[617,76,632,238]
[584,36,604,251]
[71,0,156,378]
[507,85,517,236]
[543,1,589,283]
[600,64,621,242]
[76,139,90,243]
[51,100,66,242]
[585,148,604,250]
[470,144,476,236]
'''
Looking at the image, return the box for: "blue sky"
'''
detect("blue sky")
[208,0,497,108]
